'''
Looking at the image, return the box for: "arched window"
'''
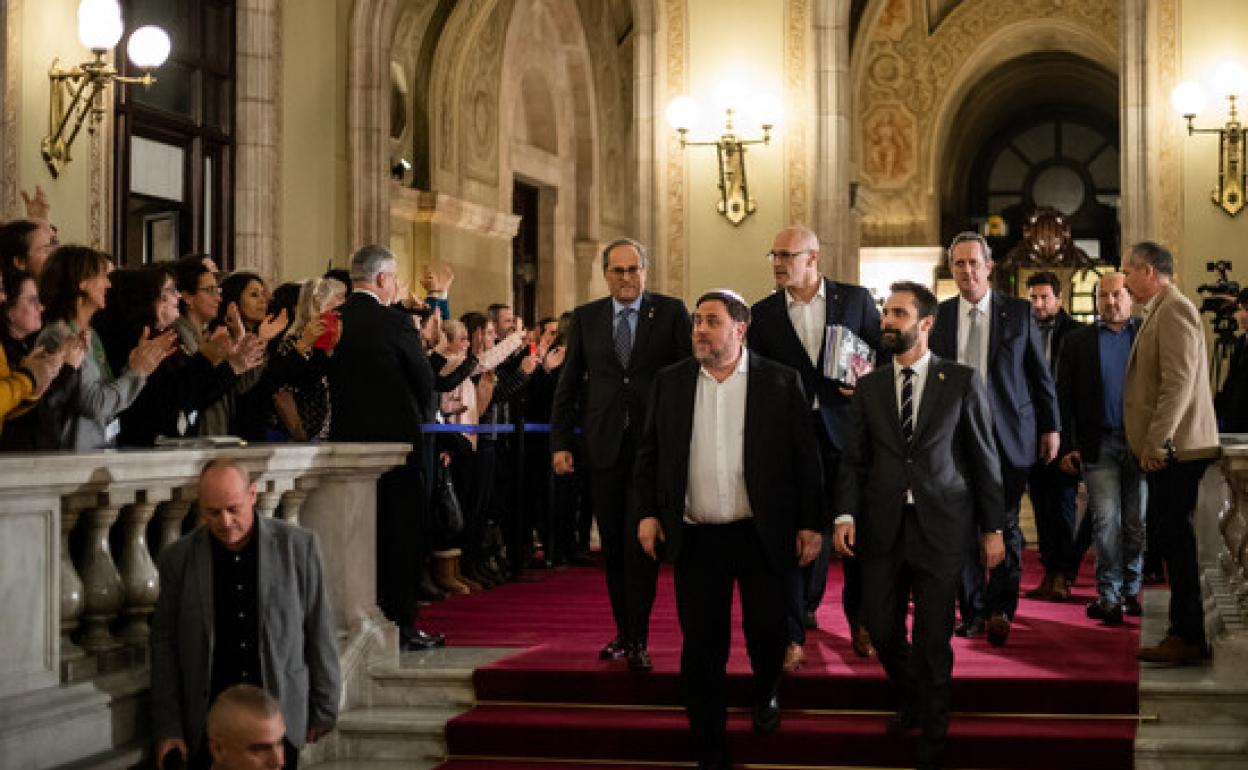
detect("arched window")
[113,0,235,266]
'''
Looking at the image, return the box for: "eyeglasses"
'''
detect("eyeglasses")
[766,249,809,263]
[196,284,222,295]
[607,266,643,277]
[161,287,180,299]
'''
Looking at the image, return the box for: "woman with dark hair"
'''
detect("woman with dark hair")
[93,265,259,446]
[0,268,65,449]
[34,246,173,449]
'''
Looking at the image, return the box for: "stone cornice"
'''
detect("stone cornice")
[389,184,521,240]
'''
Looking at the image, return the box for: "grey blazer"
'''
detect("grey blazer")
[150,515,341,751]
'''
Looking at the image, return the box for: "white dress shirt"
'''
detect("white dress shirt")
[685,350,753,525]
[786,281,826,367]
[957,290,992,377]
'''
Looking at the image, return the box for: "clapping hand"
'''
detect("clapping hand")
[227,334,265,374]
[258,308,289,343]
[224,303,246,340]
[128,327,177,377]
[20,185,50,220]
[62,329,89,369]
[421,264,455,294]
[19,348,65,397]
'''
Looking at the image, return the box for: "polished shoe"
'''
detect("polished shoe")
[851,624,875,658]
[1050,574,1071,601]
[401,627,446,651]
[782,642,806,673]
[752,692,781,733]
[885,707,920,736]
[803,611,819,630]
[986,613,1011,647]
[1137,634,1206,665]
[1024,574,1056,600]
[1124,594,1143,617]
[954,617,985,638]
[627,643,653,672]
[416,572,447,602]
[599,636,629,661]
[1086,599,1124,626]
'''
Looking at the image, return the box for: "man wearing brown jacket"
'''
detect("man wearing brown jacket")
[1122,241,1221,665]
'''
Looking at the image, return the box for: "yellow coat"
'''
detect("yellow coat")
[1124,283,1221,462]
[0,343,36,432]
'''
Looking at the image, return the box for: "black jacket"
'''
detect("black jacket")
[1057,321,1136,464]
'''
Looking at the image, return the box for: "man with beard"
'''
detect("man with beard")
[834,282,1003,770]
[634,290,823,770]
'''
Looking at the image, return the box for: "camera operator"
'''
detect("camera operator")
[1214,287,1248,432]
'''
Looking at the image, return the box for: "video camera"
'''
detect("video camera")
[1197,260,1240,336]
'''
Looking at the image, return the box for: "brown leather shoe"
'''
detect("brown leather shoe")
[1137,634,1205,665]
[1024,574,1056,600]
[851,624,875,658]
[986,613,1011,647]
[1050,574,1071,601]
[782,642,806,672]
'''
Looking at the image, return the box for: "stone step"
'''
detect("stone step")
[309,761,442,770]
[1135,723,1248,769]
[334,706,466,762]
[1140,670,1248,726]
[367,664,477,708]
[59,744,147,770]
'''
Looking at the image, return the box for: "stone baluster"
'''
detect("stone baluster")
[59,504,93,681]
[74,492,130,661]
[255,478,291,519]
[118,488,168,654]
[279,477,320,525]
[156,489,196,556]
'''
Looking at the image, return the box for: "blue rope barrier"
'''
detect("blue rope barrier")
[420,422,558,434]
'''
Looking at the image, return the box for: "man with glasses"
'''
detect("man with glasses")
[551,237,691,671]
[746,225,882,669]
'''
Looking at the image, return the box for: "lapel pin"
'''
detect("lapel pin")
[648,307,655,320]
[938,372,946,381]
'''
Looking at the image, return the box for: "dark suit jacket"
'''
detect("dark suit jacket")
[1044,309,1082,377]
[633,353,824,573]
[746,278,882,453]
[328,291,433,443]
[150,516,341,751]
[551,291,692,470]
[1215,336,1248,432]
[1058,321,1136,464]
[929,291,1059,470]
[835,355,1004,563]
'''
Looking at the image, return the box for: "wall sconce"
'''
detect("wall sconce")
[1172,61,1248,216]
[665,90,782,225]
[42,0,170,178]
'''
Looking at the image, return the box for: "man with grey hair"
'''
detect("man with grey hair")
[205,685,286,770]
[328,244,443,650]
[551,237,692,671]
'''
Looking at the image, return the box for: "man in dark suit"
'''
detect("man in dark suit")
[834,282,1004,770]
[551,237,691,671]
[929,232,1059,646]
[1023,271,1085,601]
[151,459,341,770]
[635,290,824,770]
[327,244,443,651]
[747,224,881,667]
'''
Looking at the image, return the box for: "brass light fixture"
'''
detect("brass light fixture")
[665,87,782,225]
[43,0,170,178]
[1172,61,1248,216]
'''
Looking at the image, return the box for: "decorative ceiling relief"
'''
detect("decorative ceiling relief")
[463,0,513,186]
[853,0,1119,245]
[576,0,634,234]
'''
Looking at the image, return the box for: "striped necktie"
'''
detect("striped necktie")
[614,307,634,368]
[900,367,915,445]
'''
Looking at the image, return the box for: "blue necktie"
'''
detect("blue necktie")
[615,307,634,368]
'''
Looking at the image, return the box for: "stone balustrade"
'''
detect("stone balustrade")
[1205,439,1248,682]
[0,443,409,768]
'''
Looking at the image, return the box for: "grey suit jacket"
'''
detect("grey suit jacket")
[836,355,1004,565]
[150,515,340,751]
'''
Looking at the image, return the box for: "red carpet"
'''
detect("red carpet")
[424,551,1140,769]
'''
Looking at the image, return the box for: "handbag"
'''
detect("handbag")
[432,463,464,538]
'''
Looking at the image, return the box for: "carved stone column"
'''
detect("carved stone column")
[255,478,290,519]
[279,476,320,526]
[1207,445,1248,683]
[58,505,92,681]
[117,489,166,652]
[75,500,126,657]
[156,490,196,556]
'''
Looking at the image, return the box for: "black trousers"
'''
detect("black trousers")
[1028,460,1079,577]
[375,454,424,629]
[675,520,785,767]
[960,462,1027,622]
[589,429,659,644]
[1146,459,1212,645]
[862,506,961,770]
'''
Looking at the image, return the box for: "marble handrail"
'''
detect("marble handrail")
[0,443,410,700]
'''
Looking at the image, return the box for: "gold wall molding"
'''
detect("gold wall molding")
[2,0,21,220]
[661,0,687,298]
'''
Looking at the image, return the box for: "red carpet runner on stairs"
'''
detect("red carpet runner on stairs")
[423,551,1140,769]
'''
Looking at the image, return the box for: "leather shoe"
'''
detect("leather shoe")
[627,643,652,672]
[986,613,1011,647]
[599,636,629,661]
[1137,634,1206,665]
[954,617,985,638]
[1086,599,1124,626]
[1124,594,1143,617]
[851,624,875,658]
[1024,574,1056,600]
[752,692,781,733]
[401,627,446,651]
[782,642,805,672]
[1050,574,1071,600]
[885,707,920,736]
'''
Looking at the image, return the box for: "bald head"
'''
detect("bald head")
[207,685,286,770]
[197,458,258,551]
[769,225,822,294]
[1096,271,1133,328]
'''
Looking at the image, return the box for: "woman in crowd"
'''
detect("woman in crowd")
[35,246,173,450]
[265,276,347,441]
[170,256,221,354]
[93,265,261,447]
[0,268,71,448]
